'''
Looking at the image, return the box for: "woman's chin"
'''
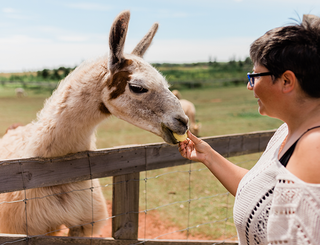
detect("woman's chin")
[258,107,266,116]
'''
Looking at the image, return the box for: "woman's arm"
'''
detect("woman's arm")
[179,131,249,196]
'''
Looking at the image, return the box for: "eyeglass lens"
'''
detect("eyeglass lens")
[250,77,254,87]
[247,74,254,87]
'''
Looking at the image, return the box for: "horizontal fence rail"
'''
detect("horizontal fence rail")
[0,235,240,245]
[0,130,276,194]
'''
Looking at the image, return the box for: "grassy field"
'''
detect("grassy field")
[0,84,282,240]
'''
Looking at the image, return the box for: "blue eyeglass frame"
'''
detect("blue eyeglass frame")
[247,72,273,87]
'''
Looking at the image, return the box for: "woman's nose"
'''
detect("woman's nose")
[247,82,253,90]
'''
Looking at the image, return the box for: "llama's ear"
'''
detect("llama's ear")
[302,14,320,28]
[132,23,159,57]
[109,10,130,71]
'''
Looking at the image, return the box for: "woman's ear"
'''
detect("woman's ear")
[281,70,296,93]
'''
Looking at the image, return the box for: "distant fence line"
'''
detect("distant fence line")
[170,78,247,89]
[0,81,57,89]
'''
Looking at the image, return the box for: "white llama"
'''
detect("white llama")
[15,88,26,97]
[0,11,188,237]
[172,90,200,136]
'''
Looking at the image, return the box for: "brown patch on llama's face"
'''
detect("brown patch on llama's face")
[118,59,133,70]
[99,102,111,115]
[107,59,133,100]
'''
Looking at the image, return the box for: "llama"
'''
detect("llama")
[172,90,200,136]
[0,10,188,237]
[15,88,26,97]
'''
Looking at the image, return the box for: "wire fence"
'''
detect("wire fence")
[0,160,259,245]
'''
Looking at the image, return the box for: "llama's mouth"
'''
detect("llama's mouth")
[161,123,180,145]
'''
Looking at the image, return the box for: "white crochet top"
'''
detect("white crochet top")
[234,123,320,245]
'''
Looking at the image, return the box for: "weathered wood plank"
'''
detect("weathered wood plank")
[0,130,276,194]
[0,234,239,245]
[0,161,24,194]
[21,152,91,190]
[0,233,27,245]
[112,173,140,240]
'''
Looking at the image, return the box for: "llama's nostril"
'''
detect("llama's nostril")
[175,116,189,129]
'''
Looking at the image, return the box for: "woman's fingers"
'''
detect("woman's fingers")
[187,131,201,145]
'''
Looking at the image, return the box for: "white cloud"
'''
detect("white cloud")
[0,41,108,72]
[65,3,113,11]
[57,35,90,42]
[0,36,254,72]
[0,35,50,45]
[15,25,108,44]
[156,9,189,18]
[2,7,17,13]
[2,7,31,20]
[140,37,253,63]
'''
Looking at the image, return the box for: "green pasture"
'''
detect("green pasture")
[0,84,282,240]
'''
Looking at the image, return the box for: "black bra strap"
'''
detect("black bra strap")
[279,125,320,167]
[279,142,297,167]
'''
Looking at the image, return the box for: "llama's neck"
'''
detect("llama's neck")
[28,59,111,158]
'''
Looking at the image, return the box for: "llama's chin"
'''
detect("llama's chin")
[160,123,180,145]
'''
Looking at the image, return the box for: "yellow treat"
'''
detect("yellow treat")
[173,132,188,142]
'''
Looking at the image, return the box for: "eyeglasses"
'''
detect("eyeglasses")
[247,72,273,87]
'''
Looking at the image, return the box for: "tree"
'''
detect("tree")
[41,69,49,79]
[51,69,60,80]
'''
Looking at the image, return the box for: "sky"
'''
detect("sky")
[1,0,320,72]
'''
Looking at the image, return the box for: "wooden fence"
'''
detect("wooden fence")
[0,81,57,89]
[0,129,276,245]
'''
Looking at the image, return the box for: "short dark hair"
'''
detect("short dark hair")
[250,15,320,98]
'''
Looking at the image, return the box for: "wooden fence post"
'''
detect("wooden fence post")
[112,172,140,240]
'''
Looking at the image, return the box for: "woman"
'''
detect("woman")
[179,15,320,245]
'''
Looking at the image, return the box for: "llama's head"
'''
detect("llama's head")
[100,10,188,145]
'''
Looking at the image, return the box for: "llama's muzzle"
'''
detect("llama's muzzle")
[161,122,188,145]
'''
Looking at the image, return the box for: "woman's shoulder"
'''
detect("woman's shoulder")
[287,126,320,184]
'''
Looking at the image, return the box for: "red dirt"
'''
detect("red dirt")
[56,201,230,241]
[99,201,212,240]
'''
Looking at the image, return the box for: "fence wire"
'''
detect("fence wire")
[0,154,260,245]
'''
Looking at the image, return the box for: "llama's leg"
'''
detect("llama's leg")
[0,182,107,237]
[91,179,109,236]
[46,225,67,236]
[0,191,63,236]
[0,196,26,234]
[67,179,108,237]
[68,226,87,237]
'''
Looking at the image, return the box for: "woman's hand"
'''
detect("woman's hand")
[178,131,213,165]
[179,131,249,196]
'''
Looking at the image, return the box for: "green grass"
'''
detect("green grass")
[0,84,282,240]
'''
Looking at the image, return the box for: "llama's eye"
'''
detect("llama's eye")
[129,84,148,94]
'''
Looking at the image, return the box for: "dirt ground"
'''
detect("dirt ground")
[57,201,225,241]
[98,201,213,240]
